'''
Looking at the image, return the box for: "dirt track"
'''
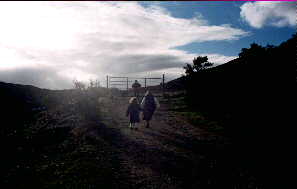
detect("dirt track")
[0,82,268,188]
[93,95,257,189]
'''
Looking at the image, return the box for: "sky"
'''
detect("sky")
[0,1,295,89]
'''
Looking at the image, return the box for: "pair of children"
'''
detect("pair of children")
[126,91,160,130]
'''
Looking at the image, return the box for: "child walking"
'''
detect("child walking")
[126,97,142,130]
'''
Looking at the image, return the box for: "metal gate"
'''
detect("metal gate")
[106,74,165,96]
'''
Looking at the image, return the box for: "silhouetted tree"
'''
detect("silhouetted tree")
[73,79,86,91]
[89,79,94,89]
[184,56,213,76]
[239,43,265,58]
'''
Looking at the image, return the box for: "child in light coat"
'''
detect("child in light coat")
[126,97,142,130]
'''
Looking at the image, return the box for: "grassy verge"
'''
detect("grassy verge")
[163,91,224,134]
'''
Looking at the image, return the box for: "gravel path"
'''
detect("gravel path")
[93,95,255,189]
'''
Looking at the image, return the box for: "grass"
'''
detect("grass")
[164,91,224,134]
[179,111,224,133]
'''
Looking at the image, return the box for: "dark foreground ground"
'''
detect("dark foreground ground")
[1,82,265,188]
[97,93,263,189]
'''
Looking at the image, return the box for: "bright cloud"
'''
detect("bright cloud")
[0,1,248,89]
[240,1,296,28]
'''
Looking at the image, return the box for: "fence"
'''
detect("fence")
[106,74,165,96]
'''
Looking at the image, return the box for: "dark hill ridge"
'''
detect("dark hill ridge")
[166,33,295,92]
[1,81,48,132]
[0,81,78,130]
[0,81,47,109]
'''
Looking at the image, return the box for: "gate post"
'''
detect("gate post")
[162,74,165,97]
[106,75,109,88]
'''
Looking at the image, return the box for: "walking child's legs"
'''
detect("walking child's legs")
[134,123,138,130]
[129,123,138,130]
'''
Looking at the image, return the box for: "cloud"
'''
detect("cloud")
[240,2,296,28]
[0,2,248,89]
[0,66,72,90]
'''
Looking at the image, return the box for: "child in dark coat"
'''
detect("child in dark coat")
[140,90,160,128]
[126,97,142,130]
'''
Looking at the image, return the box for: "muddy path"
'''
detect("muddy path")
[94,95,258,189]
